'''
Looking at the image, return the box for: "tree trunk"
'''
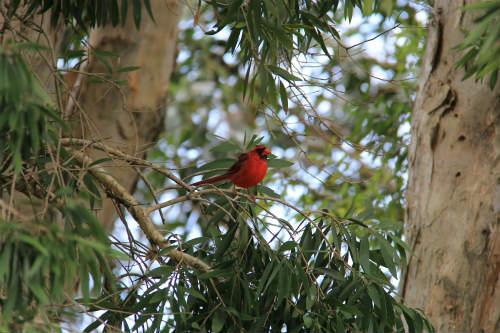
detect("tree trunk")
[402,1,500,332]
[68,0,182,230]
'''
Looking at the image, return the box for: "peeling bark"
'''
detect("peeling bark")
[403,1,500,332]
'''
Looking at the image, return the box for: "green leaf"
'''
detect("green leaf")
[278,218,295,230]
[359,234,370,274]
[347,218,368,227]
[257,262,274,295]
[476,51,500,79]
[149,290,166,304]
[133,0,142,28]
[267,65,302,81]
[389,234,414,256]
[303,315,313,328]
[367,284,382,310]
[234,22,246,29]
[490,69,498,89]
[0,243,12,282]
[305,285,317,310]
[198,158,235,171]
[84,312,108,332]
[277,264,291,303]
[88,77,105,84]
[338,278,360,303]
[55,185,75,198]
[463,1,500,11]
[300,224,314,261]
[80,258,90,303]
[262,262,281,295]
[146,266,174,279]
[278,241,297,252]
[143,0,155,22]
[257,185,280,198]
[117,66,141,73]
[376,234,398,278]
[211,309,226,333]
[87,157,113,168]
[93,52,114,73]
[94,49,119,58]
[12,42,50,51]
[215,224,237,259]
[110,0,119,26]
[267,158,293,168]
[187,288,207,302]
[184,236,210,247]
[362,0,374,16]
[18,235,49,256]
[210,142,240,153]
[246,135,265,148]
[279,80,288,112]
[282,23,313,30]
[462,14,495,47]
[121,0,129,26]
[314,267,345,281]
[380,0,394,16]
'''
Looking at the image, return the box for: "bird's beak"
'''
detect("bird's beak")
[262,148,271,159]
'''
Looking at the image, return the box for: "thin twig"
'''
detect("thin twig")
[346,23,401,50]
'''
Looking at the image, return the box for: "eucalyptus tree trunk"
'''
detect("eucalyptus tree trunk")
[402,1,500,332]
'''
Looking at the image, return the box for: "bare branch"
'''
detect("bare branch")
[60,138,193,189]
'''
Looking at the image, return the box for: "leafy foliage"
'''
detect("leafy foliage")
[455,0,500,89]
[6,0,155,28]
[83,197,432,333]
[202,0,348,108]
[0,45,65,173]
[0,201,117,331]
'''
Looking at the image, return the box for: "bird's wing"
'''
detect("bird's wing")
[225,152,249,175]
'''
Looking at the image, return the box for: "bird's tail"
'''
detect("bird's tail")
[191,173,231,186]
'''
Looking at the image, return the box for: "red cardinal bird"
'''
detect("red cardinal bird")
[192,145,271,188]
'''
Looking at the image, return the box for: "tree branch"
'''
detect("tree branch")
[70,149,211,272]
[60,138,193,189]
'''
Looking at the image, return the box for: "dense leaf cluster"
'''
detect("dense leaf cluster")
[0,46,64,173]
[204,0,347,106]
[0,201,116,331]
[84,197,432,333]
[5,0,154,28]
[454,0,500,89]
